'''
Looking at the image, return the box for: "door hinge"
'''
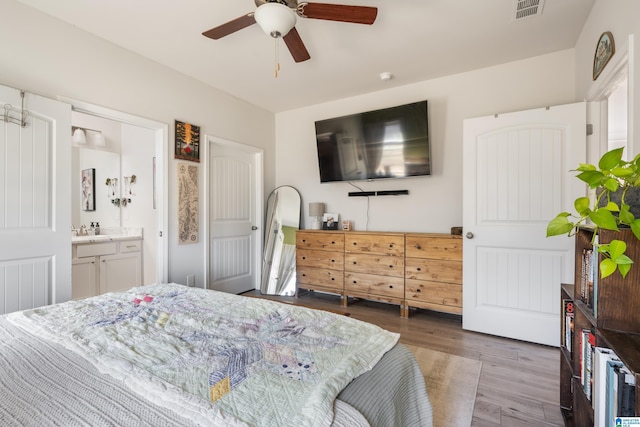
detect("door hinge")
[587,124,593,136]
[159,231,163,237]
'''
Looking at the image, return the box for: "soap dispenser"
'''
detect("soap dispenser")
[95,222,100,235]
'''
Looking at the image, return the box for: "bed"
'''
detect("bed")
[0,283,432,426]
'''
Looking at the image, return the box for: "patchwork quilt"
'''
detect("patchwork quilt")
[8,283,399,427]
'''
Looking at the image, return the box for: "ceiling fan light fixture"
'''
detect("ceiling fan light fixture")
[254,2,297,38]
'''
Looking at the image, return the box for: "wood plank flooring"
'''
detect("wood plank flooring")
[244,290,564,427]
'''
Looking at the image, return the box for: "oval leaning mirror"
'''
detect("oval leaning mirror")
[260,186,301,296]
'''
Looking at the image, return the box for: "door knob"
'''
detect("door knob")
[466,232,474,239]
[251,226,258,230]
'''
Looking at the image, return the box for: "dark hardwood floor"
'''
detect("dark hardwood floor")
[244,290,564,427]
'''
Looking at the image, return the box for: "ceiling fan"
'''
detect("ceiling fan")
[202,0,378,63]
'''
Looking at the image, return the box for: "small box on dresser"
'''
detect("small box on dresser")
[296,230,346,304]
[404,233,463,315]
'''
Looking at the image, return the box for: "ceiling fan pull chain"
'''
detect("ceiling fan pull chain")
[274,38,281,78]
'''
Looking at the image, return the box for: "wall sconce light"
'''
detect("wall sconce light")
[72,126,106,147]
[309,202,325,230]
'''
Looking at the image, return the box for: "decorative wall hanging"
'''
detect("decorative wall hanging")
[177,162,199,244]
[81,168,96,211]
[593,31,615,81]
[175,120,200,162]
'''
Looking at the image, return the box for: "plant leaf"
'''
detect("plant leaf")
[611,167,634,177]
[589,208,619,230]
[546,216,574,236]
[605,201,620,212]
[600,258,617,278]
[574,197,591,215]
[619,262,633,278]
[603,178,620,192]
[608,239,627,259]
[576,170,605,187]
[599,147,625,170]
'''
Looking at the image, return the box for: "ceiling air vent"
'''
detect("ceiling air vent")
[513,0,545,21]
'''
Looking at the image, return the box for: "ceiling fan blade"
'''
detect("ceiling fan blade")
[299,3,377,25]
[283,28,311,63]
[202,13,256,39]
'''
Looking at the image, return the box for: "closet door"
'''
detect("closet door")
[0,85,71,314]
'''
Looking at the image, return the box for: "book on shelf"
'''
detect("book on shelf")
[605,359,623,427]
[580,247,598,311]
[580,328,596,401]
[593,347,619,426]
[562,299,574,352]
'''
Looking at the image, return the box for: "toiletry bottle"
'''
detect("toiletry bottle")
[95,222,100,235]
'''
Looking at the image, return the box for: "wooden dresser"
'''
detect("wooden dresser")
[296,231,346,305]
[295,230,463,317]
[404,233,463,315]
[344,232,406,316]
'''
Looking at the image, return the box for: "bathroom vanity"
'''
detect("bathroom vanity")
[72,230,143,300]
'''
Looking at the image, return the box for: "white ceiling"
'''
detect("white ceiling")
[16,0,595,113]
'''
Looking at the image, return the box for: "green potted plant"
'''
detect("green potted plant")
[547,147,640,278]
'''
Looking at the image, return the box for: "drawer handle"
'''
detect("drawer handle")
[352,280,357,284]
[416,288,421,292]
[302,274,307,277]
[331,241,335,244]
[352,261,357,265]
[302,256,306,260]
[331,278,335,281]
[353,242,357,245]
[302,239,306,243]
[417,267,421,271]
[330,259,335,263]
[389,244,394,248]
[126,245,137,249]
[388,265,393,268]
[416,244,422,250]
[389,285,393,289]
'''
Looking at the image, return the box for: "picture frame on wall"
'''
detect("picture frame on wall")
[322,213,340,230]
[81,168,95,211]
[174,120,200,162]
[593,31,615,81]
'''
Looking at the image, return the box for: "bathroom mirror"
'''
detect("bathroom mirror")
[71,147,121,228]
[260,186,301,296]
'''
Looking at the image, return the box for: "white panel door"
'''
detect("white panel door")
[209,140,262,294]
[462,102,585,346]
[0,85,71,314]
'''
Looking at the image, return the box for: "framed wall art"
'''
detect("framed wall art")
[593,31,615,81]
[81,168,96,211]
[175,120,200,162]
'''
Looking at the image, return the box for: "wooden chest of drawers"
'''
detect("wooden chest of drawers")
[405,233,463,314]
[294,230,463,317]
[344,232,406,316]
[296,231,345,304]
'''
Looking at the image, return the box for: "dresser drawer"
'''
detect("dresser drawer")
[405,235,462,260]
[119,240,142,253]
[297,249,343,270]
[297,232,344,251]
[405,279,462,308]
[344,253,404,277]
[405,258,462,284]
[345,233,405,256]
[297,266,344,291]
[76,242,117,258]
[344,272,404,299]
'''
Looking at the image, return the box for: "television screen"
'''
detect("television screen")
[314,100,430,183]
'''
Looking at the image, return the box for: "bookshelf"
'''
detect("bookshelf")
[560,228,640,426]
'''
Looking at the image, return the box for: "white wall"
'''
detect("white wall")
[574,0,640,156]
[275,50,577,233]
[0,0,275,288]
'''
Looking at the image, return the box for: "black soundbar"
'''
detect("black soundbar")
[348,190,409,197]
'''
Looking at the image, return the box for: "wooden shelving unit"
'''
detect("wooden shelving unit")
[560,228,640,426]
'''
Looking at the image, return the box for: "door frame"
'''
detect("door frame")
[61,97,169,284]
[203,134,264,290]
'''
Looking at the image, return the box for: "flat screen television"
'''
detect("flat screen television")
[314,100,430,183]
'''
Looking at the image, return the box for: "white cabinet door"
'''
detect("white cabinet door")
[72,257,98,300]
[100,252,142,294]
